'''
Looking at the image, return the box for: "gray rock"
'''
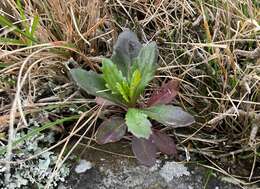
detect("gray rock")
[65,143,241,189]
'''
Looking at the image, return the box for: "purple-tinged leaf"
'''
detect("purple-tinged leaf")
[147,79,179,107]
[152,131,176,155]
[131,136,157,166]
[95,97,117,106]
[96,117,126,144]
[143,105,195,127]
[111,30,142,77]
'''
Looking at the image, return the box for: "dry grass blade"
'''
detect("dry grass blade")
[1,0,260,187]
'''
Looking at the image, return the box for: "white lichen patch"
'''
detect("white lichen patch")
[0,125,70,189]
[148,160,161,172]
[75,160,92,173]
[159,161,190,182]
[99,160,167,189]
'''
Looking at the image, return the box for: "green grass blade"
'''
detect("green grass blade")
[27,15,39,45]
[16,0,30,35]
[30,15,39,37]
[0,15,37,43]
[0,37,27,46]
[0,63,8,69]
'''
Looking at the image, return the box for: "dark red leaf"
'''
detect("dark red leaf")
[152,131,176,155]
[147,79,179,107]
[96,117,126,144]
[131,136,157,166]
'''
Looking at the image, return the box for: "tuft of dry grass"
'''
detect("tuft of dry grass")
[0,0,260,187]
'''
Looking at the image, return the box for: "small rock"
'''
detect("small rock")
[159,161,190,182]
[75,160,92,174]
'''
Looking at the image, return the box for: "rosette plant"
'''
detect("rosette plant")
[70,30,195,166]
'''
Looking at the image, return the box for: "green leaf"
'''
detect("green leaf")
[131,42,158,95]
[102,58,131,104]
[111,30,142,78]
[71,68,105,95]
[70,68,123,105]
[125,108,152,139]
[143,105,195,127]
[116,82,130,102]
[102,58,128,94]
[129,69,141,101]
